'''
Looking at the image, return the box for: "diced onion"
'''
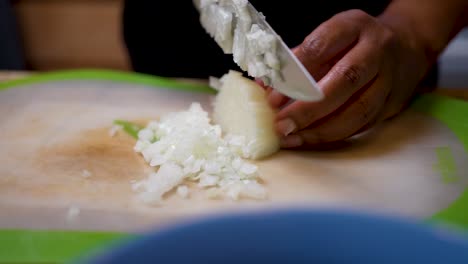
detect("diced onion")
[177,185,190,199]
[197,0,283,84]
[108,125,121,137]
[208,76,222,91]
[200,4,234,53]
[133,103,266,204]
[66,206,81,222]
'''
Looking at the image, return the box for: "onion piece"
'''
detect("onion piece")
[133,102,267,204]
[213,70,280,159]
[177,185,190,199]
[200,4,234,53]
[197,0,283,86]
[134,162,185,204]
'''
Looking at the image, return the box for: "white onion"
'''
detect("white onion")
[213,70,280,159]
[108,125,121,137]
[232,25,248,69]
[208,76,222,91]
[133,162,185,204]
[133,103,266,204]
[66,206,81,222]
[200,4,234,53]
[197,0,282,86]
[246,24,276,54]
[177,185,190,199]
[231,0,251,31]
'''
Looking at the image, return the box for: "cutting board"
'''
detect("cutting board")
[1,70,468,235]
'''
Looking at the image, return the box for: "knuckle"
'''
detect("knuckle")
[346,9,372,23]
[301,34,327,60]
[340,9,379,32]
[334,64,364,85]
[380,27,398,50]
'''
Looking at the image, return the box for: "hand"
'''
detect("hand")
[268,9,430,148]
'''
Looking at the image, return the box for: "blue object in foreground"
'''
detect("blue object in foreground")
[88,209,468,264]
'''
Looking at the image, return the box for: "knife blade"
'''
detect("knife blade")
[195,0,324,102]
[244,2,323,102]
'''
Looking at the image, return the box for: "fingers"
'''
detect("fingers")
[267,90,290,109]
[263,10,372,111]
[277,34,382,135]
[256,80,292,110]
[256,78,290,109]
[261,10,372,110]
[294,9,371,80]
[280,78,390,148]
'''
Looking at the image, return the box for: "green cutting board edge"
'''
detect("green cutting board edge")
[0,69,467,264]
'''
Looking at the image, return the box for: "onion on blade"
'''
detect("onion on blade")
[196,0,283,85]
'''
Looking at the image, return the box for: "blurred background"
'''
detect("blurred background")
[2,0,130,72]
[1,0,467,87]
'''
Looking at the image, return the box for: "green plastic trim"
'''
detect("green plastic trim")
[412,94,468,229]
[0,70,467,263]
[433,146,459,184]
[0,229,131,264]
[0,69,216,94]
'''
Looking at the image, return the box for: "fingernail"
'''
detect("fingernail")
[280,135,303,148]
[276,118,297,136]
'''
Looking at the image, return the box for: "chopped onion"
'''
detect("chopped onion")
[197,0,283,86]
[246,24,276,54]
[66,206,80,222]
[264,51,280,70]
[208,76,222,91]
[177,185,190,199]
[200,4,234,53]
[108,125,121,137]
[232,25,248,69]
[133,162,185,204]
[247,56,269,78]
[231,0,251,32]
[133,103,266,204]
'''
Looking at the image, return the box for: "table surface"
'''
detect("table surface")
[0,71,467,101]
[0,70,467,264]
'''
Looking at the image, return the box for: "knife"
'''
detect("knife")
[195,0,324,102]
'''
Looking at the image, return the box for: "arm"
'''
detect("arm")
[271,0,468,148]
[380,0,468,65]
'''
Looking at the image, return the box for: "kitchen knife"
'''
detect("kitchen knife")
[195,0,324,102]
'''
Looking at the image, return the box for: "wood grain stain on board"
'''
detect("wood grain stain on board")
[35,125,149,184]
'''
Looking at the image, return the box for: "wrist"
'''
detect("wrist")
[377,8,437,98]
[378,7,433,67]
[379,0,468,65]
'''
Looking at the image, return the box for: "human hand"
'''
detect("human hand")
[267,9,430,148]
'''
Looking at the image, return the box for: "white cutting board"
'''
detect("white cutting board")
[0,80,467,232]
